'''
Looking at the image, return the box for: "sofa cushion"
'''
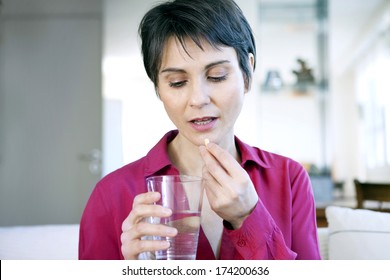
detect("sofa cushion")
[0,224,79,260]
[317,227,329,260]
[325,206,390,259]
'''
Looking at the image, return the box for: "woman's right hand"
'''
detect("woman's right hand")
[120,191,178,260]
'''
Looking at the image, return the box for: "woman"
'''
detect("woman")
[79,0,321,260]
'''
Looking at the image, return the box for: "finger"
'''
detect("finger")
[122,192,172,231]
[121,233,171,260]
[201,165,222,196]
[134,238,170,255]
[123,204,172,231]
[199,145,234,187]
[132,191,161,207]
[205,142,243,178]
[202,165,236,211]
[125,221,178,241]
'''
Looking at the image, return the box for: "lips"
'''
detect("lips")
[189,117,217,131]
[191,117,215,125]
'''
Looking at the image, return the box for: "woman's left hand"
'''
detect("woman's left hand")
[199,141,258,229]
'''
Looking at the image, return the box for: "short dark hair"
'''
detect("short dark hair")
[138,0,256,91]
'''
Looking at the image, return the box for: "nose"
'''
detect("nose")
[189,80,211,108]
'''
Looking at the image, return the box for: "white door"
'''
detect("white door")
[0,1,102,225]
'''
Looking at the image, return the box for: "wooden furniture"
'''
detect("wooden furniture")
[316,208,328,227]
[354,179,390,209]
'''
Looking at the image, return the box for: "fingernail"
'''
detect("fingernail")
[166,227,178,235]
[150,191,160,199]
[161,240,171,248]
[162,208,172,215]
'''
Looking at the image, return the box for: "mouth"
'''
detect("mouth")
[190,117,216,125]
[189,117,217,132]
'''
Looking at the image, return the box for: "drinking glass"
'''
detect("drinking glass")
[145,175,204,260]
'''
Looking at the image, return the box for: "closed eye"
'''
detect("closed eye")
[208,75,227,82]
[169,80,187,88]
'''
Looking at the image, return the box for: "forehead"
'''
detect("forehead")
[160,36,238,69]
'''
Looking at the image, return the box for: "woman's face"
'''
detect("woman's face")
[157,37,251,147]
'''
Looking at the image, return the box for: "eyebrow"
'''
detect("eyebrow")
[160,60,231,74]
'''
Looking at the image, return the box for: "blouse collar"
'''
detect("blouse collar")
[144,130,271,177]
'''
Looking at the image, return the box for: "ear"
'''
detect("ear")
[244,53,255,93]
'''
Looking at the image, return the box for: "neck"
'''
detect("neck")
[168,135,203,176]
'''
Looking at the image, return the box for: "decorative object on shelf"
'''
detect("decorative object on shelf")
[292,58,315,93]
[263,69,283,91]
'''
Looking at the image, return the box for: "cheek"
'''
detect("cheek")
[222,84,245,116]
[162,101,177,118]
[222,81,245,103]
[160,95,184,123]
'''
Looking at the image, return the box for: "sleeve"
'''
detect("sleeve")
[78,182,124,260]
[222,200,297,260]
[221,162,321,260]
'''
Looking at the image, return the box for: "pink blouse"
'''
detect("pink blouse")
[79,130,321,260]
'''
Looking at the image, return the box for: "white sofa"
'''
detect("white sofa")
[319,205,390,260]
[0,224,79,260]
[0,206,389,260]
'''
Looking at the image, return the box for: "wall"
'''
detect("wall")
[256,1,325,168]
[102,0,168,173]
[329,0,390,196]
[0,0,102,225]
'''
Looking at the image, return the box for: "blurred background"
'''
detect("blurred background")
[0,0,389,226]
